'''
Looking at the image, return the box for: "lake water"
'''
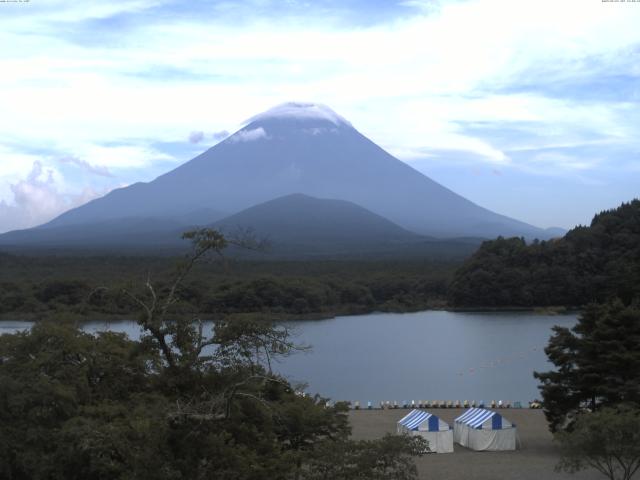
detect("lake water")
[0,310,576,405]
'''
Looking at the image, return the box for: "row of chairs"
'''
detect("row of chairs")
[349,399,527,410]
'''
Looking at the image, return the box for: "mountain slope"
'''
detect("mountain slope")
[211,193,481,258]
[213,193,421,252]
[0,193,482,259]
[4,102,552,244]
[0,209,225,250]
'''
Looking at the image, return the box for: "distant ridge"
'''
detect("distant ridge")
[0,209,225,249]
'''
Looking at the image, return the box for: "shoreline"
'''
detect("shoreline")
[0,304,581,324]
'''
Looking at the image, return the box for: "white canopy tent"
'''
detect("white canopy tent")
[454,408,518,451]
[397,409,454,453]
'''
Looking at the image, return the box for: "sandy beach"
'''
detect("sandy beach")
[349,408,606,480]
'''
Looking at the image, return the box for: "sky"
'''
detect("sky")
[0,0,639,233]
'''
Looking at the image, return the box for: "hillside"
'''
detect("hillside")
[0,209,225,251]
[448,199,640,307]
[213,193,425,254]
[0,193,483,259]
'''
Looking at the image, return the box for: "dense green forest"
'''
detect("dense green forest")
[0,231,426,479]
[0,254,456,320]
[3,200,639,318]
[449,200,640,307]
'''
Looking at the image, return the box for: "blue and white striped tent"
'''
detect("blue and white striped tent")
[397,410,453,453]
[454,408,517,451]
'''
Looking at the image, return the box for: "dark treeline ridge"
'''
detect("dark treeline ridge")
[449,199,640,307]
[0,255,457,320]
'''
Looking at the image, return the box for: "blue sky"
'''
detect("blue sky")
[0,0,639,232]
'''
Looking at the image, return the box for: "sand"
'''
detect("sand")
[349,408,607,480]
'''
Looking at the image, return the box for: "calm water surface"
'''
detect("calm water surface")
[0,310,576,404]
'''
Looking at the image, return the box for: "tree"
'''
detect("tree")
[449,199,640,308]
[0,322,164,479]
[534,299,640,431]
[555,405,640,480]
[0,228,424,480]
[302,434,428,480]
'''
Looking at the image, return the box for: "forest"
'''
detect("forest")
[449,200,640,308]
[0,230,427,480]
[1,200,638,320]
[0,254,455,321]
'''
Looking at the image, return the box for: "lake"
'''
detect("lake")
[0,310,576,405]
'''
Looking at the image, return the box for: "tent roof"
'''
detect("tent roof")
[398,409,446,431]
[454,408,511,429]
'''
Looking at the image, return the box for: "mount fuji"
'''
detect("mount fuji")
[0,102,558,253]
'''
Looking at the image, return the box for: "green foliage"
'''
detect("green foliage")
[0,255,456,320]
[0,229,423,480]
[0,322,161,479]
[534,300,640,432]
[449,199,640,307]
[303,434,427,480]
[0,309,351,479]
[35,280,91,305]
[555,405,640,480]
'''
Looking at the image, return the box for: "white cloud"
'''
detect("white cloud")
[228,127,269,143]
[69,144,175,169]
[0,0,639,221]
[188,131,205,144]
[528,152,603,173]
[2,0,636,135]
[59,156,114,177]
[246,102,351,127]
[0,161,107,233]
[211,130,230,141]
[303,127,338,136]
[0,146,43,180]
[8,0,165,24]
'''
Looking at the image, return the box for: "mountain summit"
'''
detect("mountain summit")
[245,102,352,127]
[3,102,554,249]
